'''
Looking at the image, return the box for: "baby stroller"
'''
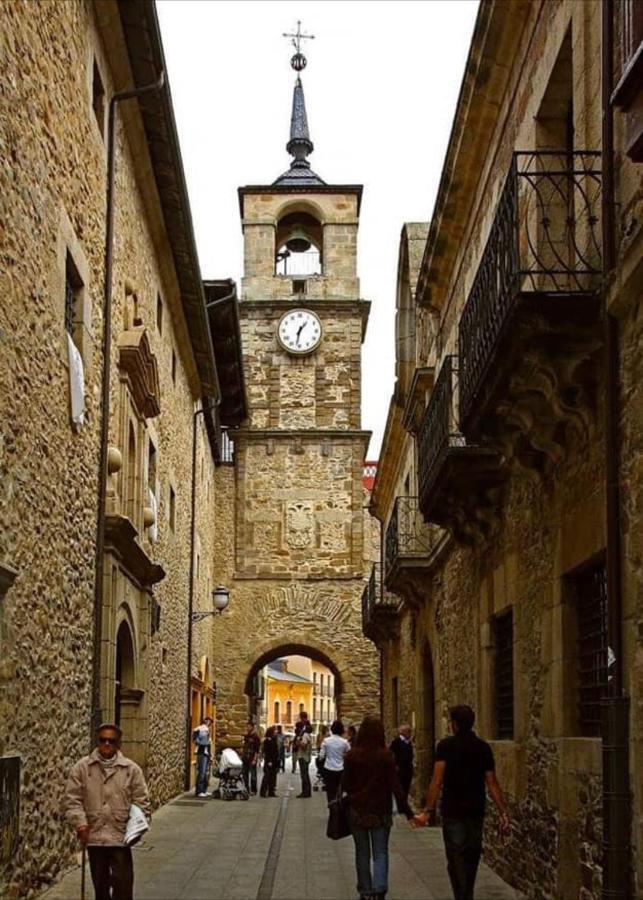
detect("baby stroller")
[212,748,249,801]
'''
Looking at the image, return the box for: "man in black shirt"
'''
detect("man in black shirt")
[412,705,509,900]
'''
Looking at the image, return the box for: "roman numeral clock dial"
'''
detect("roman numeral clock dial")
[277,309,322,355]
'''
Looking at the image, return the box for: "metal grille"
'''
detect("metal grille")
[494,610,514,740]
[575,562,608,737]
[418,356,465,511]
[458,151,602,428]
[64,270,76,336]
[384,496,440,578]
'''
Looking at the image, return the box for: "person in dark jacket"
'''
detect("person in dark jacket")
[260,726,279,797]
[389,723,414,806]
[343,715,414,900]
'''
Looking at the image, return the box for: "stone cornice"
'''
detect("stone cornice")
[104,514,166,589]
[415,0,533,311]
[234,428,371,446]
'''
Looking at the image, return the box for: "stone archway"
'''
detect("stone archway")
[114,611,145,765]
[218,632,370,746]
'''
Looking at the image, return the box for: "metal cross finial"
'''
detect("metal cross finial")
[283,19,315,56]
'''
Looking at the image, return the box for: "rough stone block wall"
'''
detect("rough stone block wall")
[0,3,219,895]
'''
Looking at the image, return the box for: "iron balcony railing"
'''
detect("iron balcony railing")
[418,356,466,511]
[384,496,441,578]
[458,150,602,428]
[361,563,398,635]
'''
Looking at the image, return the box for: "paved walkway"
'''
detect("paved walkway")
[42,771,523,900]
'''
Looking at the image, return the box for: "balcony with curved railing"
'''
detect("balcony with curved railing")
[384,496,445,603]
[458,151,603,457]
[361,563,401,645]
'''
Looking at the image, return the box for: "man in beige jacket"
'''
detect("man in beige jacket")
[65,723,150,900]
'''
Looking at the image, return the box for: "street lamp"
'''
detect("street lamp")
[191,586,230,622]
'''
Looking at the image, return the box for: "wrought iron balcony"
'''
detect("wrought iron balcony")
[418,355,505,543]
[384,496,444,603]
[458,151,603,464]
[361,563,400,645]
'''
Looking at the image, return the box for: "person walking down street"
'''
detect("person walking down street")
[412,705,510,900]
[319,719,350,802]
[193,716,213,798]
[343,715,414,900]
[295,710,313,798]
[389,723,414,807]
[276,724,286,773]
[241,721,260,796]
[65,723,150,900]
[260,726,279,797]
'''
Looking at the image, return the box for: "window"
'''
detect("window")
[313,673,318,691]
[313,698,317,719]
[169,485,176,531]
[573,561,609,737]
[292,279,306,295]
[156,293,163,334]
[286,700,292,724]
[171,348,177,384]
[92,59,105,138]
[493,610,514,740]
[274,701,280,724]
[299,702,304,714]
[147,439,157,494]
[64,253,83,342]
[320,673,324,696]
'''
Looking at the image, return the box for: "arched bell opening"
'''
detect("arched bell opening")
[275,211,323,276]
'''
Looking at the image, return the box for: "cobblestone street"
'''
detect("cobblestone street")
[43,771,523,900]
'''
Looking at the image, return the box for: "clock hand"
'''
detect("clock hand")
[295,322,306,345]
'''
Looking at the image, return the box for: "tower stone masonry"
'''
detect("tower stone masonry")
[211,51,380,741]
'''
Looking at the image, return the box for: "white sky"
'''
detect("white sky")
[156,0,478,457]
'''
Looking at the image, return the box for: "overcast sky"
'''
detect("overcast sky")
[156,0,478,456]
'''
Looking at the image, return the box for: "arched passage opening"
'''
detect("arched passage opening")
[115,620,135,728]
[417,642,436,797]
[244,642,345,739]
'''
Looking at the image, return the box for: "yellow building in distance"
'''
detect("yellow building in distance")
[264,658,313,730]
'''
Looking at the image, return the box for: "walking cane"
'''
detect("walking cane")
[80,845,86,900]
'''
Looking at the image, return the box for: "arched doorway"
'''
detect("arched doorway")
[417,643,436,797]
[115,620,135,728]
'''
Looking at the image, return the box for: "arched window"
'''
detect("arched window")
[299,702,304,714]
[275,211,323,276]
[286,700,292,724]
[274,701,280,724]
[115,621,135,727]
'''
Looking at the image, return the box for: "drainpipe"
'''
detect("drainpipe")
[184,398,220,792]
[601,3,631,897]
[91,72,165,744]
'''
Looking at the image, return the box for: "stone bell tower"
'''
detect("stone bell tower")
[212,26,379,740]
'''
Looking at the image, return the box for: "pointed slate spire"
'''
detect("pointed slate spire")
[274,23,325,186]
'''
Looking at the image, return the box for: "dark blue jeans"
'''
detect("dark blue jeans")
[351,825,391,896]
[242,760,257,793]
[442,816,484,900]
[195,752,210,795]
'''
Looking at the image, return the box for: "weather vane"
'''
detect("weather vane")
[283,20,315,72]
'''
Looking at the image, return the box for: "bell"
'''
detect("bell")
[285,227,312,254]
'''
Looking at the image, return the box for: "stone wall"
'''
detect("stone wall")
[0,2,219,895]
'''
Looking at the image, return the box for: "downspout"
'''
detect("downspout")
[601,3,631,897]
[91,72,165,743]
[184,398,220,792]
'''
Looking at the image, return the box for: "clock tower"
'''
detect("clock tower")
[212,29,380,739]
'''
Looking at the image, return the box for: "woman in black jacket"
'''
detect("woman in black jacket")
[260,726,279,798]
[343,715,414,900]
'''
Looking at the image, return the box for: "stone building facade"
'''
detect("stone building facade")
[211,62,379,745]
[367,2,642,899]
[0,2,243,896]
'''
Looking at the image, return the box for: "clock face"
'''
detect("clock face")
[277,309,322,355]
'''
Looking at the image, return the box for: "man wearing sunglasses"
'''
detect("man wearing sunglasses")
[65,723,150,900]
